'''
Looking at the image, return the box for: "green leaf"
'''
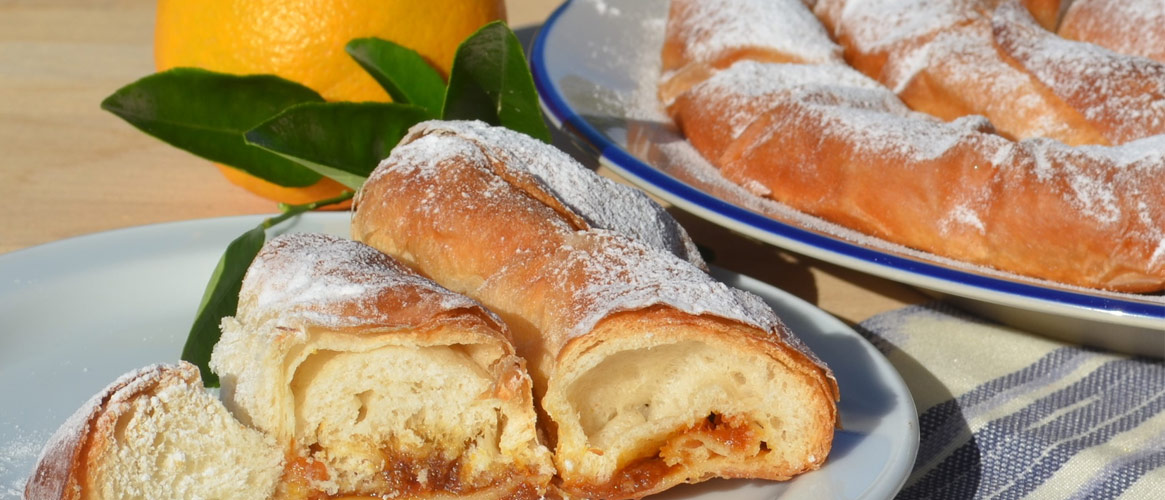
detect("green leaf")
[181,226,266,387]
[244,101,431,190]
[346,38,446,117]
[101,68,326,187]
[443,21,551,142]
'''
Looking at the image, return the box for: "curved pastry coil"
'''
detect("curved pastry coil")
[662,0,1165,292]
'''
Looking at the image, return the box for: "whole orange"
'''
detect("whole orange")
[154,0,506,205]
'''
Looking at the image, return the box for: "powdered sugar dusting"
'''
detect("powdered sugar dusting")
[897,22,1066,137]
[942,204,986,234]
[672,0,842,65]
[10,416,73,499]
[368,118,832,365]
[821,102,993,162]
[1061,0,1165,62]
[1151,238,1165,266]
[1,426,47,498]
[635,119,1165,298]
[241,233,490,331]
[698,61,998,164]
[570,230,780,337]
[1,428,45,498]
[648,0,1165,290]
[541,229,823,365]
[993,1,1165,144]
[366,134,481,186]
[693,60,902,139]
[20,363,177,500]
[398,120,706,267]
[1024,136,1165,229]
[827,0,981,55]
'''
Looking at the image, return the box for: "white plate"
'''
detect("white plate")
[0,213,917,499]
[529,0,1165,357]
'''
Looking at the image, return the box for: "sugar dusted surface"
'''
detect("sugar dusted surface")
[374,119,833,364]
[691,60,1001,164]
[583,0,622,17]
[605,0,1165,301]
[566,230,781,338]
[827,0,981,54]
[893,23,1062,135]
[21,363,176,500]
[673,0,842,65]
[393,120,705,266]
[1025,137,1165,234]
[1061,0,1165,61]
[993,2,1165,144]
[692,60,904,140]
[542,229,827,367]
[242,233,489,331]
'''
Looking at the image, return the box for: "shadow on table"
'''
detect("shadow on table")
[855,312,984,499]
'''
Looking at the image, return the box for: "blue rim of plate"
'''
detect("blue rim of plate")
[528,0,1165,324]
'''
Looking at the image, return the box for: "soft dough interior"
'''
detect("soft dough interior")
[289,343,508,494]
[95,377,284,500]
[559,338,822,481]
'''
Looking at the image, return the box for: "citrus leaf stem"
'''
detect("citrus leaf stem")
[270,190,356,226]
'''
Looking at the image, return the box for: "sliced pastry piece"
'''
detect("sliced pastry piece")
[352,120,839,499]
[24,362,284,500]
[210,232,554,499]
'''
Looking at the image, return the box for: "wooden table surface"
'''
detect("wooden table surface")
[0,0,926,326]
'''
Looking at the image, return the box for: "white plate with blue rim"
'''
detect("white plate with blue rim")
[529,0,1165,357]
[0,213,917,499]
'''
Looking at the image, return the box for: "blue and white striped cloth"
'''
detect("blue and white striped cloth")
[858,303,1164,499]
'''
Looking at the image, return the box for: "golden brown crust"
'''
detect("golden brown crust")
[235,232,512,339]
[24,364,197,500]
[29,241,556,500]
[351,137,574,296]
[1021,0,1064,30]
[213,233,555,498]
[353,121,838,499]
[1058,0,1165,64]
[554,309,837,487]
[26,389,103,500]
[660,0,844,104]
[991,2,1165,145]
[814,0,1110,145]
[663,0,1165,291]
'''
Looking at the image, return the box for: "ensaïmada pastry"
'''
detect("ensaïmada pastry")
[661,0,1165,292]
[210,233,555,499]
[352,120,839,499]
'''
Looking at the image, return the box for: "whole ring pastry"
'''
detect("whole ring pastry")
[661,0,1165,292]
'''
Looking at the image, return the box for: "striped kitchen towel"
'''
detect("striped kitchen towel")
[858,303,1165,499]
